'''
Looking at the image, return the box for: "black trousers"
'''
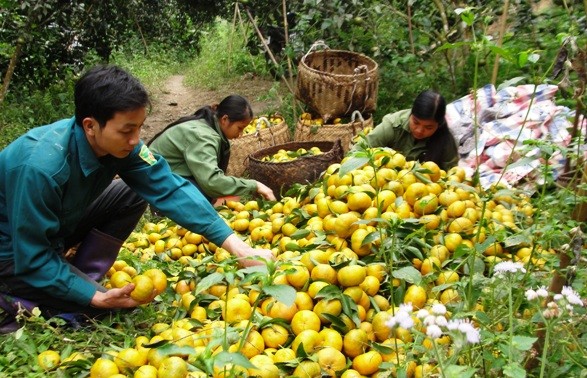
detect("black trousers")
[0,179,147,317]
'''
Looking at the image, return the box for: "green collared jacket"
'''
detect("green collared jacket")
[359,109,458,171]
[149,118,257,200]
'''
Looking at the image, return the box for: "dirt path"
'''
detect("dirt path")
[141,74,281,143]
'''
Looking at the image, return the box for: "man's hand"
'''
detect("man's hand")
[238,247,275,267]
[221,234,276,267]
[90,284,156,309]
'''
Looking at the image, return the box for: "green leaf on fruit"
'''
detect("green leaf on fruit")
[392,266,422,284]
[262,284,296,306]
[214,351,256,369]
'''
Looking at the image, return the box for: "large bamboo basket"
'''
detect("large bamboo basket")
[296,42,379,122]
[294,110,373,154]
[248,140,343,199]
[226,116,291,177]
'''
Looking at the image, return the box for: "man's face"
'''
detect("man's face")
[83,108,147,158]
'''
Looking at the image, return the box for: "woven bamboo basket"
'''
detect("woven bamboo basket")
[226,116,291,177]
[296,43,379,122]
[294,110,373,154]
[248,140,344,198]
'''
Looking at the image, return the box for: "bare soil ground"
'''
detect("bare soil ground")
[140,74,281,143]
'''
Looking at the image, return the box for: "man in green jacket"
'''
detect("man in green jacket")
[0,65,273,332]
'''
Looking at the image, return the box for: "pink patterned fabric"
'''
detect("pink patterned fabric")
[446,84,586,189]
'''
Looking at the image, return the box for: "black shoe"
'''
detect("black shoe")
[53,313,91,330]
[0,293,38,315]
[0,315,20,334]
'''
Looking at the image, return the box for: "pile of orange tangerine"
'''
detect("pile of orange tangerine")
[80,147,548,378]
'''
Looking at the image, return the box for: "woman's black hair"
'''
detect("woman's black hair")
[148,95,252,145]
[411,90,454,166]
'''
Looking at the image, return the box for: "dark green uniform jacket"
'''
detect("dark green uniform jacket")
[360,109,459,171]
[149,118,257,201]
[0,117,233,305]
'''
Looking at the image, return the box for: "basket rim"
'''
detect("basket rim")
[230,118,288,144]
[249,140,341,163]
[297,113,373,125]
[300,49,378,77]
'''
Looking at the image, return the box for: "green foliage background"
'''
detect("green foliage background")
[1,0,586,150]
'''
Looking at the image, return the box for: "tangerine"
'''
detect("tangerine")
[403,285,427,309]
[89,358,119,378]
[337,265,367,287]
[130,274,155,303]
[38,350,60,371]
[158,356,188,378]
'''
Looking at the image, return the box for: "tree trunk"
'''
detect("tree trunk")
[491,0,511,85]
[571,161,587,222]
[407,4,415,55]
[0,39,24,105]
[244,7,296,97]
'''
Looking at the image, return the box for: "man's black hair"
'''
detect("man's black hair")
[74,65,151,127]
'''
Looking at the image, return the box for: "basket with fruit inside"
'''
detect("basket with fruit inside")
[227,114,291,177]
[248,140,343,199]
[294,110,372,154]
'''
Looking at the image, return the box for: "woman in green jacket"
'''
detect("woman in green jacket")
[358,90,459,171]
[149,95,276,203]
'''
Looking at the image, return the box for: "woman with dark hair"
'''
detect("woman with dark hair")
[356,90,459,171]
[148,95,276,203]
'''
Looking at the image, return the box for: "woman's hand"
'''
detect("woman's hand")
[221,234,276,267]
[256,181,276,201]
[90,284,156,309]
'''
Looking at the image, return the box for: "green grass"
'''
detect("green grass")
[183,18,269,90]
[0,79,75,150]
[0,40,192,151]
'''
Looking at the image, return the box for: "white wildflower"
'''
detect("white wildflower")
[442,318,481,344]
[431,303,447,315]
[525,289,538,301]
[465,327,481,343]
[553,294,563,301]
[458,320,481,344]
[399,303,413,313]
[566,304,573,311]
[561,286,583,306]
[536,286,548,298]
[423,315,436,326]
[426,324,443,339]
[395,309,411,323]
[493,261,526,276]
[446,319,461,331]
[435,315,448,327]
[399,316,415,330]
[386,305,415,330]
[385,317,397,328]
[457,320,475,334]
[416,309,430,319]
